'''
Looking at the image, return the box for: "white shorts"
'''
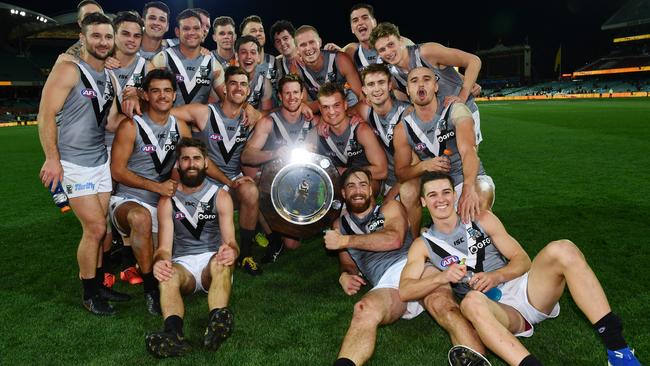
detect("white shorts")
[454,175,495,208]
[172,251,217,293]
[109,195,159,236]
[472,109,482,145]
[370,258,425,320]
[498,272,560,337]
[61,159,112,198]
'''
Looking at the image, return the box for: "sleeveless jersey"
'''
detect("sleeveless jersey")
[247,65,268,110]
[258,53,277,84]
[262,111,314,151]
[211,50,236,69]
[297,50,358,106]
[421,219,507,297]
[384,45,478,114]
[339,204,413,286]
[353,44,379,72]
[56,59,114,167]
[171,181,223,258]
[402,104,485,186]
[115,113,179,206]
[366,100,409,187]
[197,103,249,180]
[164,45,215,106]
[106,56,147,148]
[317,123,370,169]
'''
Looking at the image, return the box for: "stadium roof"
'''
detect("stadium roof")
[0,2,57,43]
[602,0,650,30]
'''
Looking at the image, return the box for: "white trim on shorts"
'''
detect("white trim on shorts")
[370,257,424,320]
[172,251,216,293]
[61,159,112,198]
[109,195,159,236]
[454,175,495,208]
[498,272,560,337]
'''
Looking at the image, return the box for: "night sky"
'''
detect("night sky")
[14,0,630,79]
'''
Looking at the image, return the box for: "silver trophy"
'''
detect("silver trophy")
[259,148,342,238]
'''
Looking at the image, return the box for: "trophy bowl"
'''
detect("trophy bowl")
[259,149,342,239]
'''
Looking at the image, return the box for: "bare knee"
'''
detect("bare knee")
[424,292,460,327]
[350,298,383,327]
[209,255,230,276]
[460,291,490,321]
[543,239,584,268]
[236,182,259,204]
[399,181,419,205]
[126,207,152,233]
[159,270,182,291]
[84,220,107,243]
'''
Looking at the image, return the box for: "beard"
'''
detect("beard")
[179,167,207,188]
[346,194,371,214]
[86,46,111,61]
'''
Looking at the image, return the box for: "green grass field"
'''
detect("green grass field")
[1,98,649,365]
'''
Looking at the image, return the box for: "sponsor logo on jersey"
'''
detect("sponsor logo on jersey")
[81,88,97,98]
[453,237,465,246]
[198,212,217,220]
[468,237,492,254]
[174,212,186,220]
[196,78,211,86]
[141,144,156,153]
[437,130,455,143]
[440,255,460,267]
[235,135,247,143]
[209,133,223,141]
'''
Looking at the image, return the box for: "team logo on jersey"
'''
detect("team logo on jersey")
[209,133,223,141]
[440,255,460,267]
[415,142,427,151]
[326,72,337,82]
[175,74,184,83]
[81,88,97,99]
[347,140,362,157]
[141,144,156,153]
[198,202,216,221]
[267,67,277,81]
[133,73,143,88]
[174,212,186,220]
[199,66,210,78]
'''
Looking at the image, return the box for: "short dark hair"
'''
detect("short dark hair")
[420,172,454,196]
[143,1,169,18]
[81,12,113,34]
[361,63,391,84]
[278,74,304,93]
[317,82,346,100]
[270,20,295,38]
[239,15,263,34]
[212,16,235,31]
[191,8,210,19]
[77,0,102,11]
[176,9,201,27]
[369,22,400,49]
[142,69,177,91]
[235,35,261,52]
[224,66,249,83]
[350,3,375,19]
[177,137,207,159]
[340,166,372,187]
[113,11,144,31]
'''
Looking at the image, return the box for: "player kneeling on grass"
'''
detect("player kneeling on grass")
[146,138,239,358]
[400,172,641,366]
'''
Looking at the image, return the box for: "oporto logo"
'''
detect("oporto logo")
[81,89,97,98]
[440,255,460,267]
[141,144,156,153]
[209,134,223,141]
[174,212,186,220]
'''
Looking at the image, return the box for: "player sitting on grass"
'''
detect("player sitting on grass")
[400,172,642,366]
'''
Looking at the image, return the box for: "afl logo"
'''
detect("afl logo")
[440,255,460,268]
[415,142,426,151]
[174,212,185,220]
[209,133,223,141]
[141,144,156,153]
[176,74,184,82]
[81,88,97,98]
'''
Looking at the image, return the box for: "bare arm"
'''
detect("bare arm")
[398,239,466,301]
[259,78,274,112]
[420,42,481,103]
[171,103,210,130]
[153,196,174,281]
[324,200,407,251]
[241,116,276,166]
[212,61,226,102]
[356,122,387,180]
[38,61,78,191]
[452,104,481,223]
[335,51,364,102]
[393,121,451,182]
[215,188,239,265]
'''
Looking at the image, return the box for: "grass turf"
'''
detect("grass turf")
[0,98,648,365]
